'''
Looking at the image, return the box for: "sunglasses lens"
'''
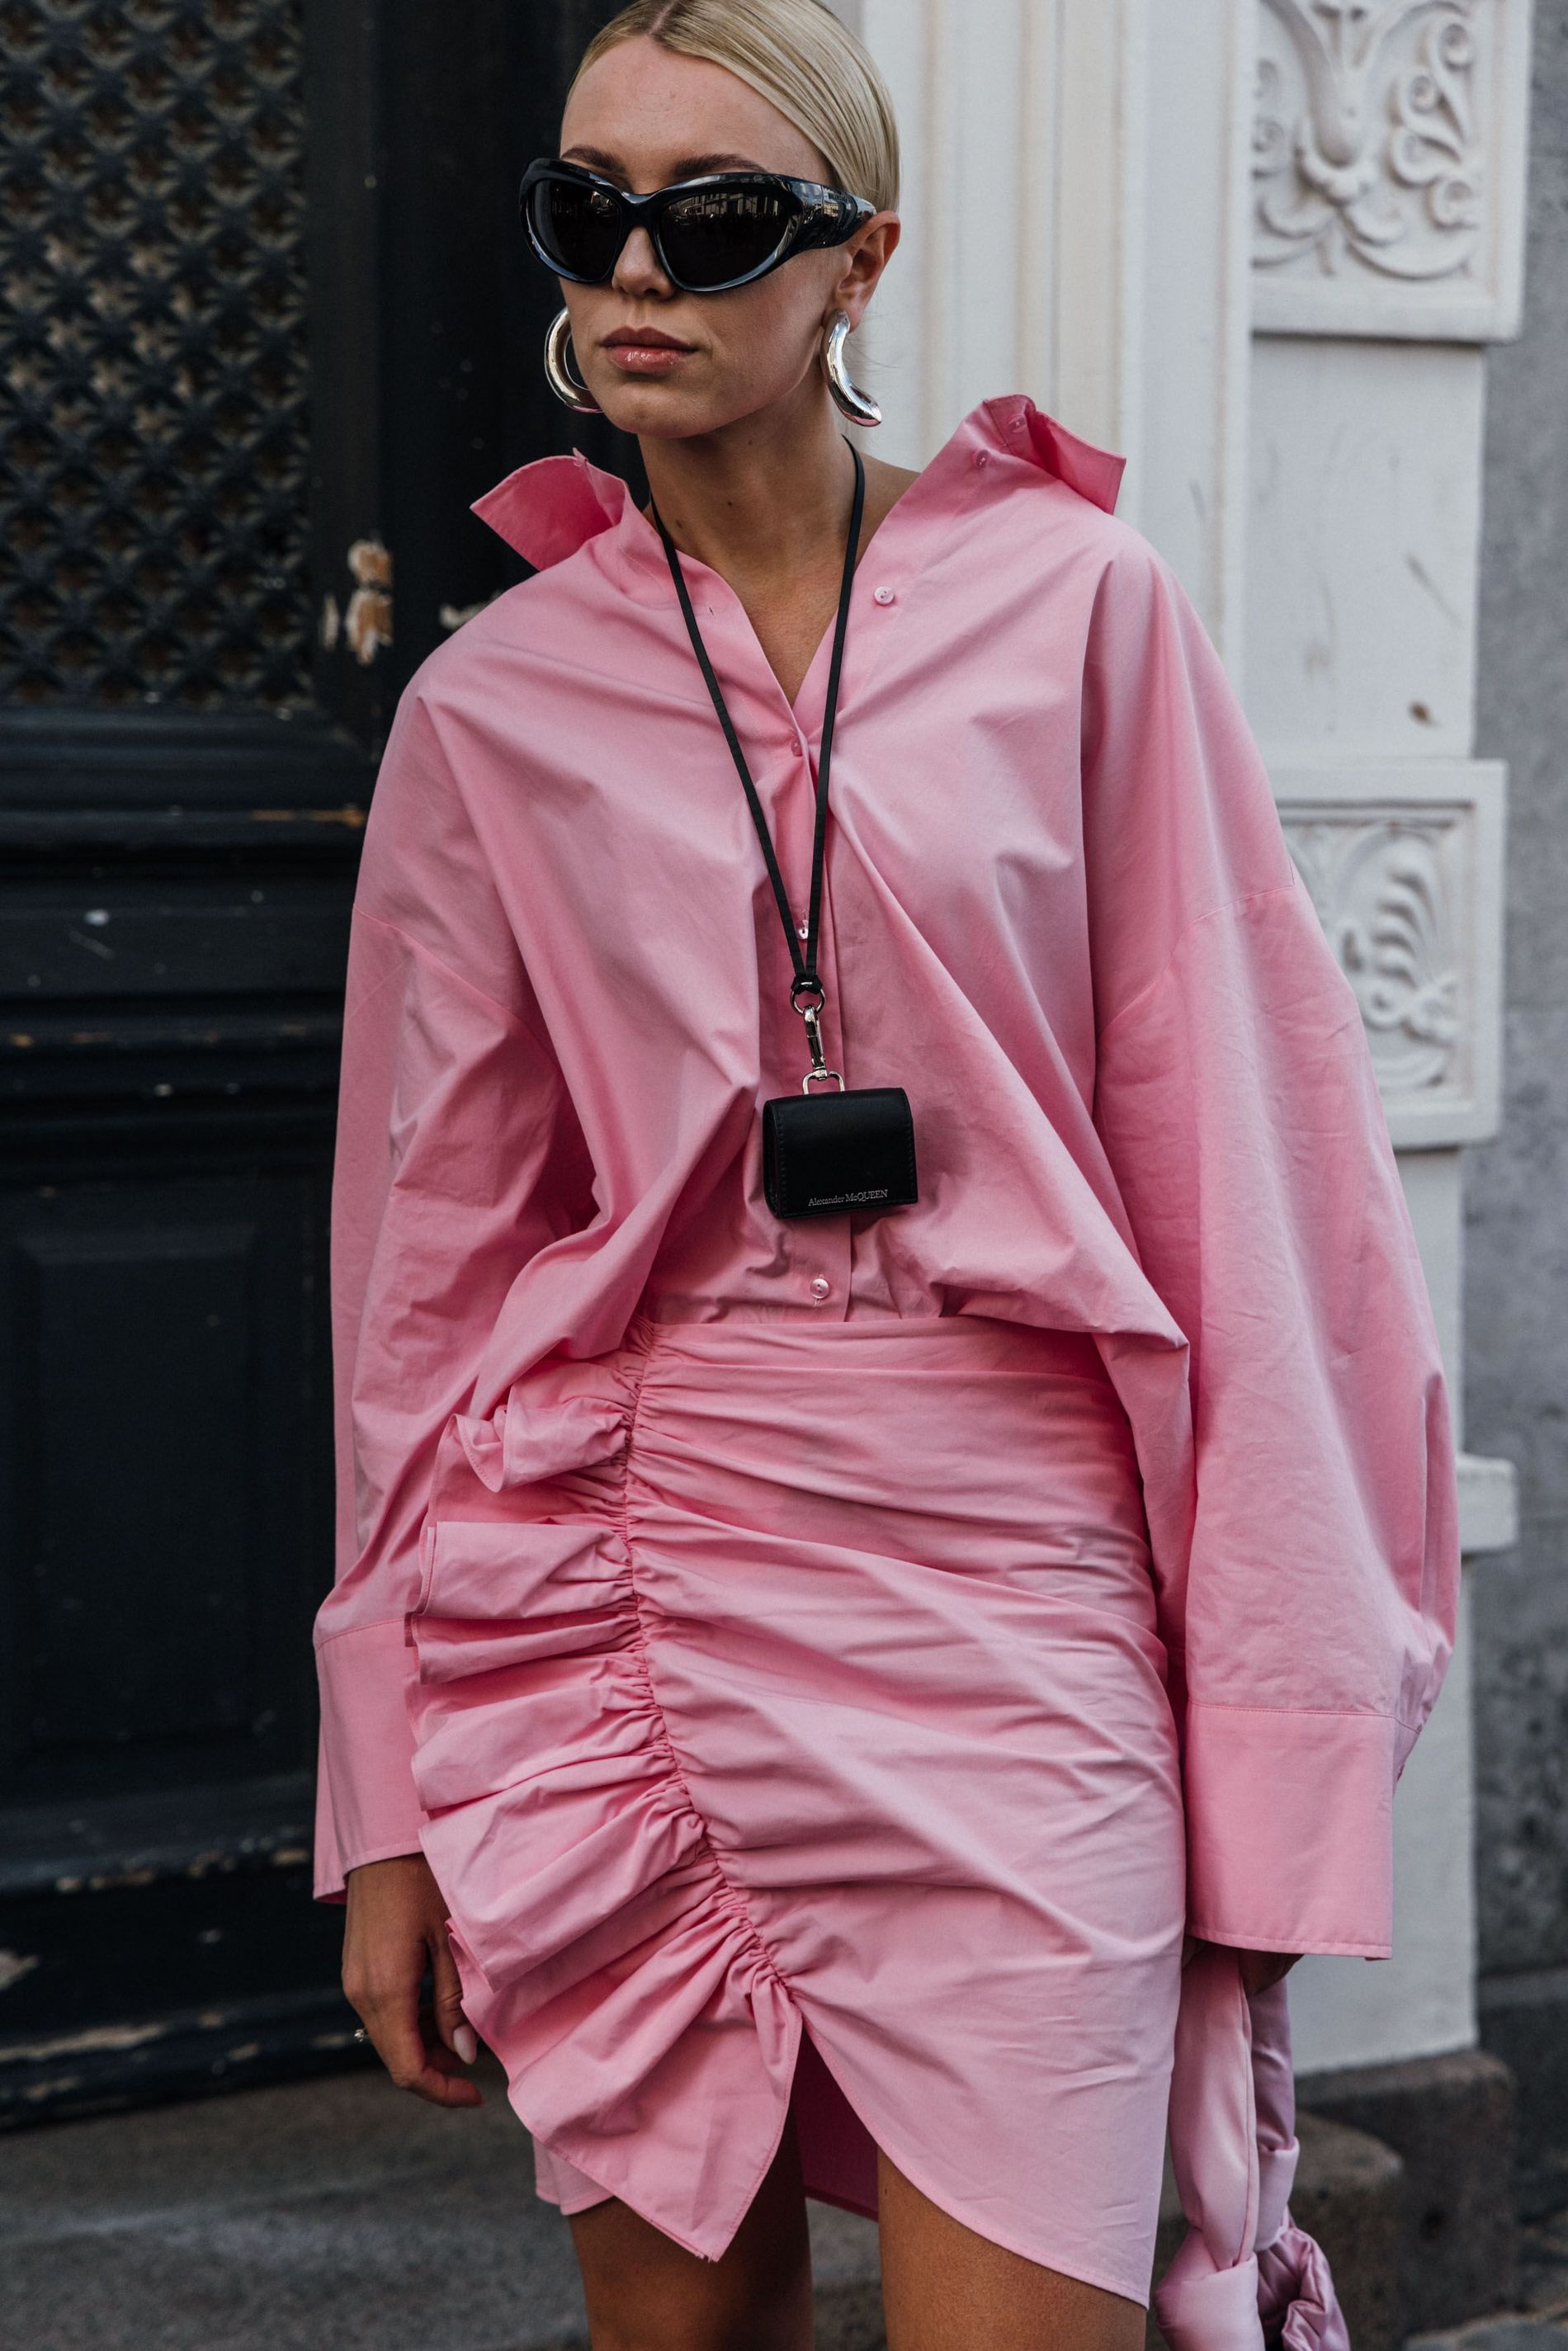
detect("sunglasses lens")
[659,182,795,289]
[528,176,625,280]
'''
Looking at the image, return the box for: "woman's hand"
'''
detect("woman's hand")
[342,1853,484,2108]
[1232,1947,1301,1995]
[1181,1934,1301,1996]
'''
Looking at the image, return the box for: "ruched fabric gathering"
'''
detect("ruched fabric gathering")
[402,1309,1188,2294]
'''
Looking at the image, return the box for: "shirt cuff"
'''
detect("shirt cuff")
[313,1617,427,1902]
[1182,1702,1400,1959]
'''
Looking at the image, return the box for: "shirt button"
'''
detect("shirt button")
[872,583,895,606]
[809,1275,832,1301]
[974,451,989,469]
[791,735,805,755]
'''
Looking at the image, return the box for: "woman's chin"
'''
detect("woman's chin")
[593,378,758,441]
[592,373,693,427]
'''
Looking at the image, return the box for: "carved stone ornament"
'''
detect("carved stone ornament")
[1287,811,1461,1096]
[1253,0,1531,340]
[1276,764,1504,1147]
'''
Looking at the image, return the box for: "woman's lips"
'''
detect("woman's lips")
[602,333,694,375]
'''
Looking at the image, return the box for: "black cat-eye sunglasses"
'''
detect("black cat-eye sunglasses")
[518,157,876,295]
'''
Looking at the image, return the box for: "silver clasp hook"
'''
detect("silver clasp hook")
[791,973,846,1093]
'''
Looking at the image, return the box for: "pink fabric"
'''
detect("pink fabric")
[1157,1946,1350,2351]
[410,1310,1185,2292]
[310,389,1460,2287]
[533,2028,881,2227]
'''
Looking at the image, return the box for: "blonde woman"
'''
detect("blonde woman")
[311,4,1459,2346]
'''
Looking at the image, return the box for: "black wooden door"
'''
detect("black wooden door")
[0,0,633,2126]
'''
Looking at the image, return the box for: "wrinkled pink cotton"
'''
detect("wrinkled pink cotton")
[311,391,1460,2295]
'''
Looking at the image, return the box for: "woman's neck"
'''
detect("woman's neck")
[640,384,864,589]
[636,385,922,708]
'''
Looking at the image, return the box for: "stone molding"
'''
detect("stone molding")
[1273,760,1504,1145]
[1253,0,1533,339]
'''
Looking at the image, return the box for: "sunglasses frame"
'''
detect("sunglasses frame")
[518,157,877,295]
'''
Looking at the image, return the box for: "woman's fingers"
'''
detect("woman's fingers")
[410,2004,487,2105]
[429,1919,479,2066]
[357,1982,484,2108]
[341,1853,483,2108]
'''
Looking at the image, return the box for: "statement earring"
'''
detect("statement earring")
[821,310,881,428]
[544,307,601,415]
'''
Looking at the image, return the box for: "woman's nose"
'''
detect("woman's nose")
[612,226,670,296]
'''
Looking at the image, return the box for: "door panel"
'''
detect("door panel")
[0,0,629,2126]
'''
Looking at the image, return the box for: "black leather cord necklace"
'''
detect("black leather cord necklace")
[649,441,919,1220]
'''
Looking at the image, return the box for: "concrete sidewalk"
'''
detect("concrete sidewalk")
[0,2054,884,2351]
[12,2053,1568,2351]
[1411,2206,1568,2351]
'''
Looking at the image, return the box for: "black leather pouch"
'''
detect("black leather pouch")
[762,1084,919,1219]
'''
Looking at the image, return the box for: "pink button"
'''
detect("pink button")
[974,451,989,469]
[872,584,895,606]
[809,1275,831,1301]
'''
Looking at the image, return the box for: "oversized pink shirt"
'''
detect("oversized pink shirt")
[313,391,1460,1960]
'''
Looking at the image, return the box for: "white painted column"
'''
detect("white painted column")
[1244,0,1530,2071]
[847,0,1151,483]
[844,0,1252,645]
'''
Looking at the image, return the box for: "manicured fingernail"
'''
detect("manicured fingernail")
[454,2023,478,2064]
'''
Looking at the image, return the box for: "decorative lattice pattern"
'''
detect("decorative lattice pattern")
[0,0,314,709]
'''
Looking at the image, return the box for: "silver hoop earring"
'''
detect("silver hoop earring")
[821,310,881,428]
[544,307,601,415]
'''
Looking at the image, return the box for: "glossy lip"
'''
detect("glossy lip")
[601,326,697,377]
[602,326,694,351]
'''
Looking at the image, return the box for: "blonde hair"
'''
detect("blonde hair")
[572,0,900,215]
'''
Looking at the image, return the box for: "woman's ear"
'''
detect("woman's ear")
[829,211,900,328]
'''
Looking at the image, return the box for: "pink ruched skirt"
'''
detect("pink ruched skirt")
[409,1309,1187,2303]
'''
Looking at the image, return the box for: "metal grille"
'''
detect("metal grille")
[0,0,314,709]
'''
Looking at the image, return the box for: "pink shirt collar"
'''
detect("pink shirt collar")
[469,394,1125,589]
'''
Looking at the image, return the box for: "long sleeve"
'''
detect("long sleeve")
[312,677,586,1902]
[1082,537,1461,1960]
